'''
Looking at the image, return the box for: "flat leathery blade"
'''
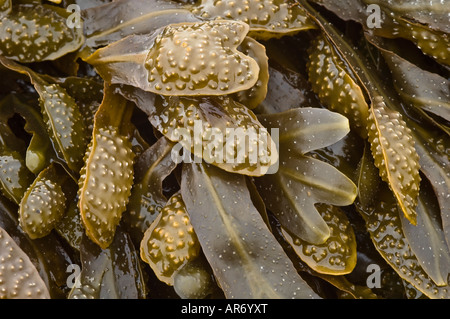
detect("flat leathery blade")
[124,137,177,240]
[181,162,321,299]
[367,96,421,225]
[307,36,369,138]
[68,228,146,299]
[191,0,316,37]
[154,95,278,176]
[19,164,66,239]
[79,127,134,249]
[40,83,87,172]
[0,4,83,62]
[362,194,450,299]
[0,151,33,205]
[0,226,50,299]
[256,108,356,245]
[145,20,259,96]
[82,0,201,48]
[233,36,269,109]
[385,17,450,66]
[282,204,357,275]
[140,193,200,285]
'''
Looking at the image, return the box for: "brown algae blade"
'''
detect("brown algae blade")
[78,85,135,249]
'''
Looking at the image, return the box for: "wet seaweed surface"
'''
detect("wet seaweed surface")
[0,0,448,299]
